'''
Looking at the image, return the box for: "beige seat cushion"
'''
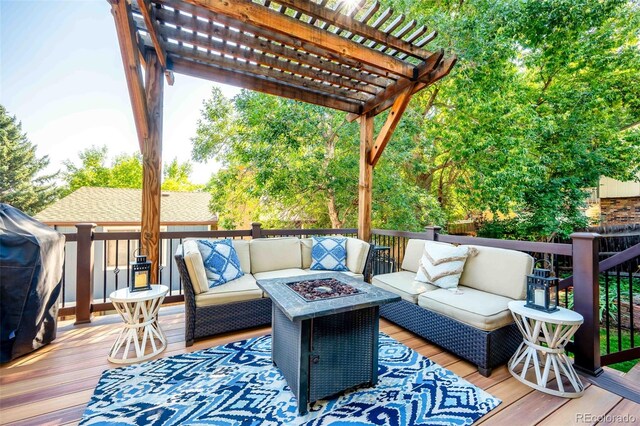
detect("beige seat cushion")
[195,274,263,307]
[253,268,310,280]
[178,240,209,294]
[418,286,514,331]
[346,238,370,274]
[460,245,534,300]
[250,238,302,273]
[372,271,438,303]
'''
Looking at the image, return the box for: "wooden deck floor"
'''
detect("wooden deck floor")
[1,305,638,426]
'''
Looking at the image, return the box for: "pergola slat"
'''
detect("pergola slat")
[148,25,376,100]
[136,9,383,95]
[150,36,372,104]
[152,0,396,87]
[110,0,456,277]
[170,56,363,113]
[180,0,415,79]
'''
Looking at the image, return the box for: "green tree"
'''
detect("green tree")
[0,105,59,214]
[63,147,201,193]
[192,0,639,239]
[193,88,443,229]
[162,158,203,191]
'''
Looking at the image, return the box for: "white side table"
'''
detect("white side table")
[508,300,585,398]
[108,284,169,364]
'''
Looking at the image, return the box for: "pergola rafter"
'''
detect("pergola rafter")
[109,0,456,278]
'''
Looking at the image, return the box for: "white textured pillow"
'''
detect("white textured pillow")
[415,241,473,289]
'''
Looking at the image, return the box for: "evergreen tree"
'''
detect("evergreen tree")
[0,105,59,215]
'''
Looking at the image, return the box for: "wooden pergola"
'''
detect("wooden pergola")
[109,0,456,280]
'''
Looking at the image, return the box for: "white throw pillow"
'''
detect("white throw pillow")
[415,241,473,289]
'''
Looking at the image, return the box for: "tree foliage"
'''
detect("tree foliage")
[63,146,202,194]
[0,105,59,214]
[192,0,640,238]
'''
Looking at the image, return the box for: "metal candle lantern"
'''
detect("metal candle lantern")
[130,252,152,292]
[525,260,559,313]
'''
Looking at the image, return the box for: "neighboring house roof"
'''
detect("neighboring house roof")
[35,187,217,226]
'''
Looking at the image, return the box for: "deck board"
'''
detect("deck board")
[0,305,633,426]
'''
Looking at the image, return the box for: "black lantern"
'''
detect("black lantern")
[525,260,559,313]
[130,252,152,292]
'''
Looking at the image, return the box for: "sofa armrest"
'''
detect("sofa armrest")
[345,237,371,274]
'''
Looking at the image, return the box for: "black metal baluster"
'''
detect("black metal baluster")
[617,266,622,352]
[126,240,131,290]
[61,254,66,308]
[114,240,120,291]
[629,265,635,348]
[103,241,107,302]
[605,271,610,354]
[179,238,183,294]
[169,238,174,296]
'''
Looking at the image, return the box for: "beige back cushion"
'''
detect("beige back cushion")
[459,245,534,300]
[250,237,302,273]
[401,239,426,272]
[401,239,453,272]
[232,240,251,273]
[346,237,370,274]
[179,240,209,294]
[301,238,313,269]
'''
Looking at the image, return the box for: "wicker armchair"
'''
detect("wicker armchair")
[174,251,272,346]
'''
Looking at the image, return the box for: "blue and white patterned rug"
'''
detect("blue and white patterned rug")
[81,334,500,425]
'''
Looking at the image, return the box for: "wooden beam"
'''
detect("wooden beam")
[137,24,375,101]
[141,50,164,284]
[279,0,431,60]
[358,114,374,242]
[368,55,458,117]
[181,0,414,79]
[369,83,416,167]
[135,0,167,68]
[345,49,444,122]
[139,8,385,93]
[153,0,395,87]
[170,56,363,113]
[110,0,149,151]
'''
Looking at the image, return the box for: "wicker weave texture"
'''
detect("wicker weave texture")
[309,307,377,401]
[380,300,520,372]
[175,253,272,344]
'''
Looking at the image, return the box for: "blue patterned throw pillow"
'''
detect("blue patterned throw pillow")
[310,236,348,271]
[196,239,244,288]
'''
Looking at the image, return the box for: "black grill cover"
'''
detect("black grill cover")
[0,204,65,363]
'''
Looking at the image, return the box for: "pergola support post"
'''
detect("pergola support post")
[358,114,374,242]
[141,50,164,283]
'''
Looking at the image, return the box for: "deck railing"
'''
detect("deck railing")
[58,223,638,377]
[58,223,357,322]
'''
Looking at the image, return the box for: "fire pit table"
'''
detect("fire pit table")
[257,272,400,415]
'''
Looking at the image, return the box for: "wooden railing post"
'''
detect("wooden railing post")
[251,222,262,239]
[75,223,96,325]
[571,232,603,376]
[425,226,441,241]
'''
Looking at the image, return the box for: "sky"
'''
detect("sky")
[1,0,241,184]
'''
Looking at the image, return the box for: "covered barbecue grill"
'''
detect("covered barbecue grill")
[0,204,65,363]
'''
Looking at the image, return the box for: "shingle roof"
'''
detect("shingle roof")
[35,187,217,225]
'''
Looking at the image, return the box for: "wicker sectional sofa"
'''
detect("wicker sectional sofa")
[174,237,372,346]
[373,239,534,376]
